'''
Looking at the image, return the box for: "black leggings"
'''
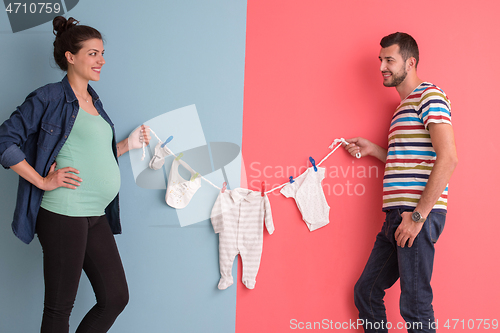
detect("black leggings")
[36,208,129,333]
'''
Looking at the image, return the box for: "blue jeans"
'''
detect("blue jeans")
[354,209,446,333]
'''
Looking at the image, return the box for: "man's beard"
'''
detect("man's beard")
[383,69,407,87]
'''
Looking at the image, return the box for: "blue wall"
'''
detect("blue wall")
[0,1,247,332]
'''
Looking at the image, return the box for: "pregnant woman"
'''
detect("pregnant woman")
[0,16,150,332]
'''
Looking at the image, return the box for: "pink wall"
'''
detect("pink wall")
[238,0,500,331]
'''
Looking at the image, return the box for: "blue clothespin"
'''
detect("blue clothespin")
[309,156,317,172]
[289,176,295,184]
[161,135,173,148]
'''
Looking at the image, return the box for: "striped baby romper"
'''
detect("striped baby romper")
[210,188,274,290]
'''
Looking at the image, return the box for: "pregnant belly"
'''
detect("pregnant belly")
[41,154,121,217]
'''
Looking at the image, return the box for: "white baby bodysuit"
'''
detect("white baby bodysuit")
[280,166,330,231]
[210,188,274,290]
[166,158,201,209]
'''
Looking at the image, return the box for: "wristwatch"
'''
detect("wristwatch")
[411,210,426,223]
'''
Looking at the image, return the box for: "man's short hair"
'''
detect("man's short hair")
[380,32,419,68]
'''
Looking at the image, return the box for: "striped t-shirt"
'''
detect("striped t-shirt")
[382,82,452,213]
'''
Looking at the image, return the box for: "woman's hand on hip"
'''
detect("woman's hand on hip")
[41,162,82,191]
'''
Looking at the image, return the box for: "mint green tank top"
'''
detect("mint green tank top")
[41,109,121,217]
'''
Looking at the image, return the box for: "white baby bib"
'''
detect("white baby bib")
[166,158,202,209]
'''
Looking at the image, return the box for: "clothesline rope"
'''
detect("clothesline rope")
[140,130,354,193]
[142,129,222,190]
[141,128,163,161]
[264,138,350,194]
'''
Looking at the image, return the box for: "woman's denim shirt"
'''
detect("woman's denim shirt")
[0,75,121,244]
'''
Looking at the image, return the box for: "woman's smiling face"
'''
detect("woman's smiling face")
[66,38,105,82]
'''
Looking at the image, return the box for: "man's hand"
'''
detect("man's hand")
[344,137,371,158]
[394,212,424,248]
[343,137,388,163]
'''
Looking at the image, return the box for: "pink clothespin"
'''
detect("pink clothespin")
[221,182,227,193]
[261,181,265,197]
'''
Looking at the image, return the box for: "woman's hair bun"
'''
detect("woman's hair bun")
[52,16,79,36]
[52,16,102,71]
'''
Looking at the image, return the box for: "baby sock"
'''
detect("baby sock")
[149,142,173,170]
